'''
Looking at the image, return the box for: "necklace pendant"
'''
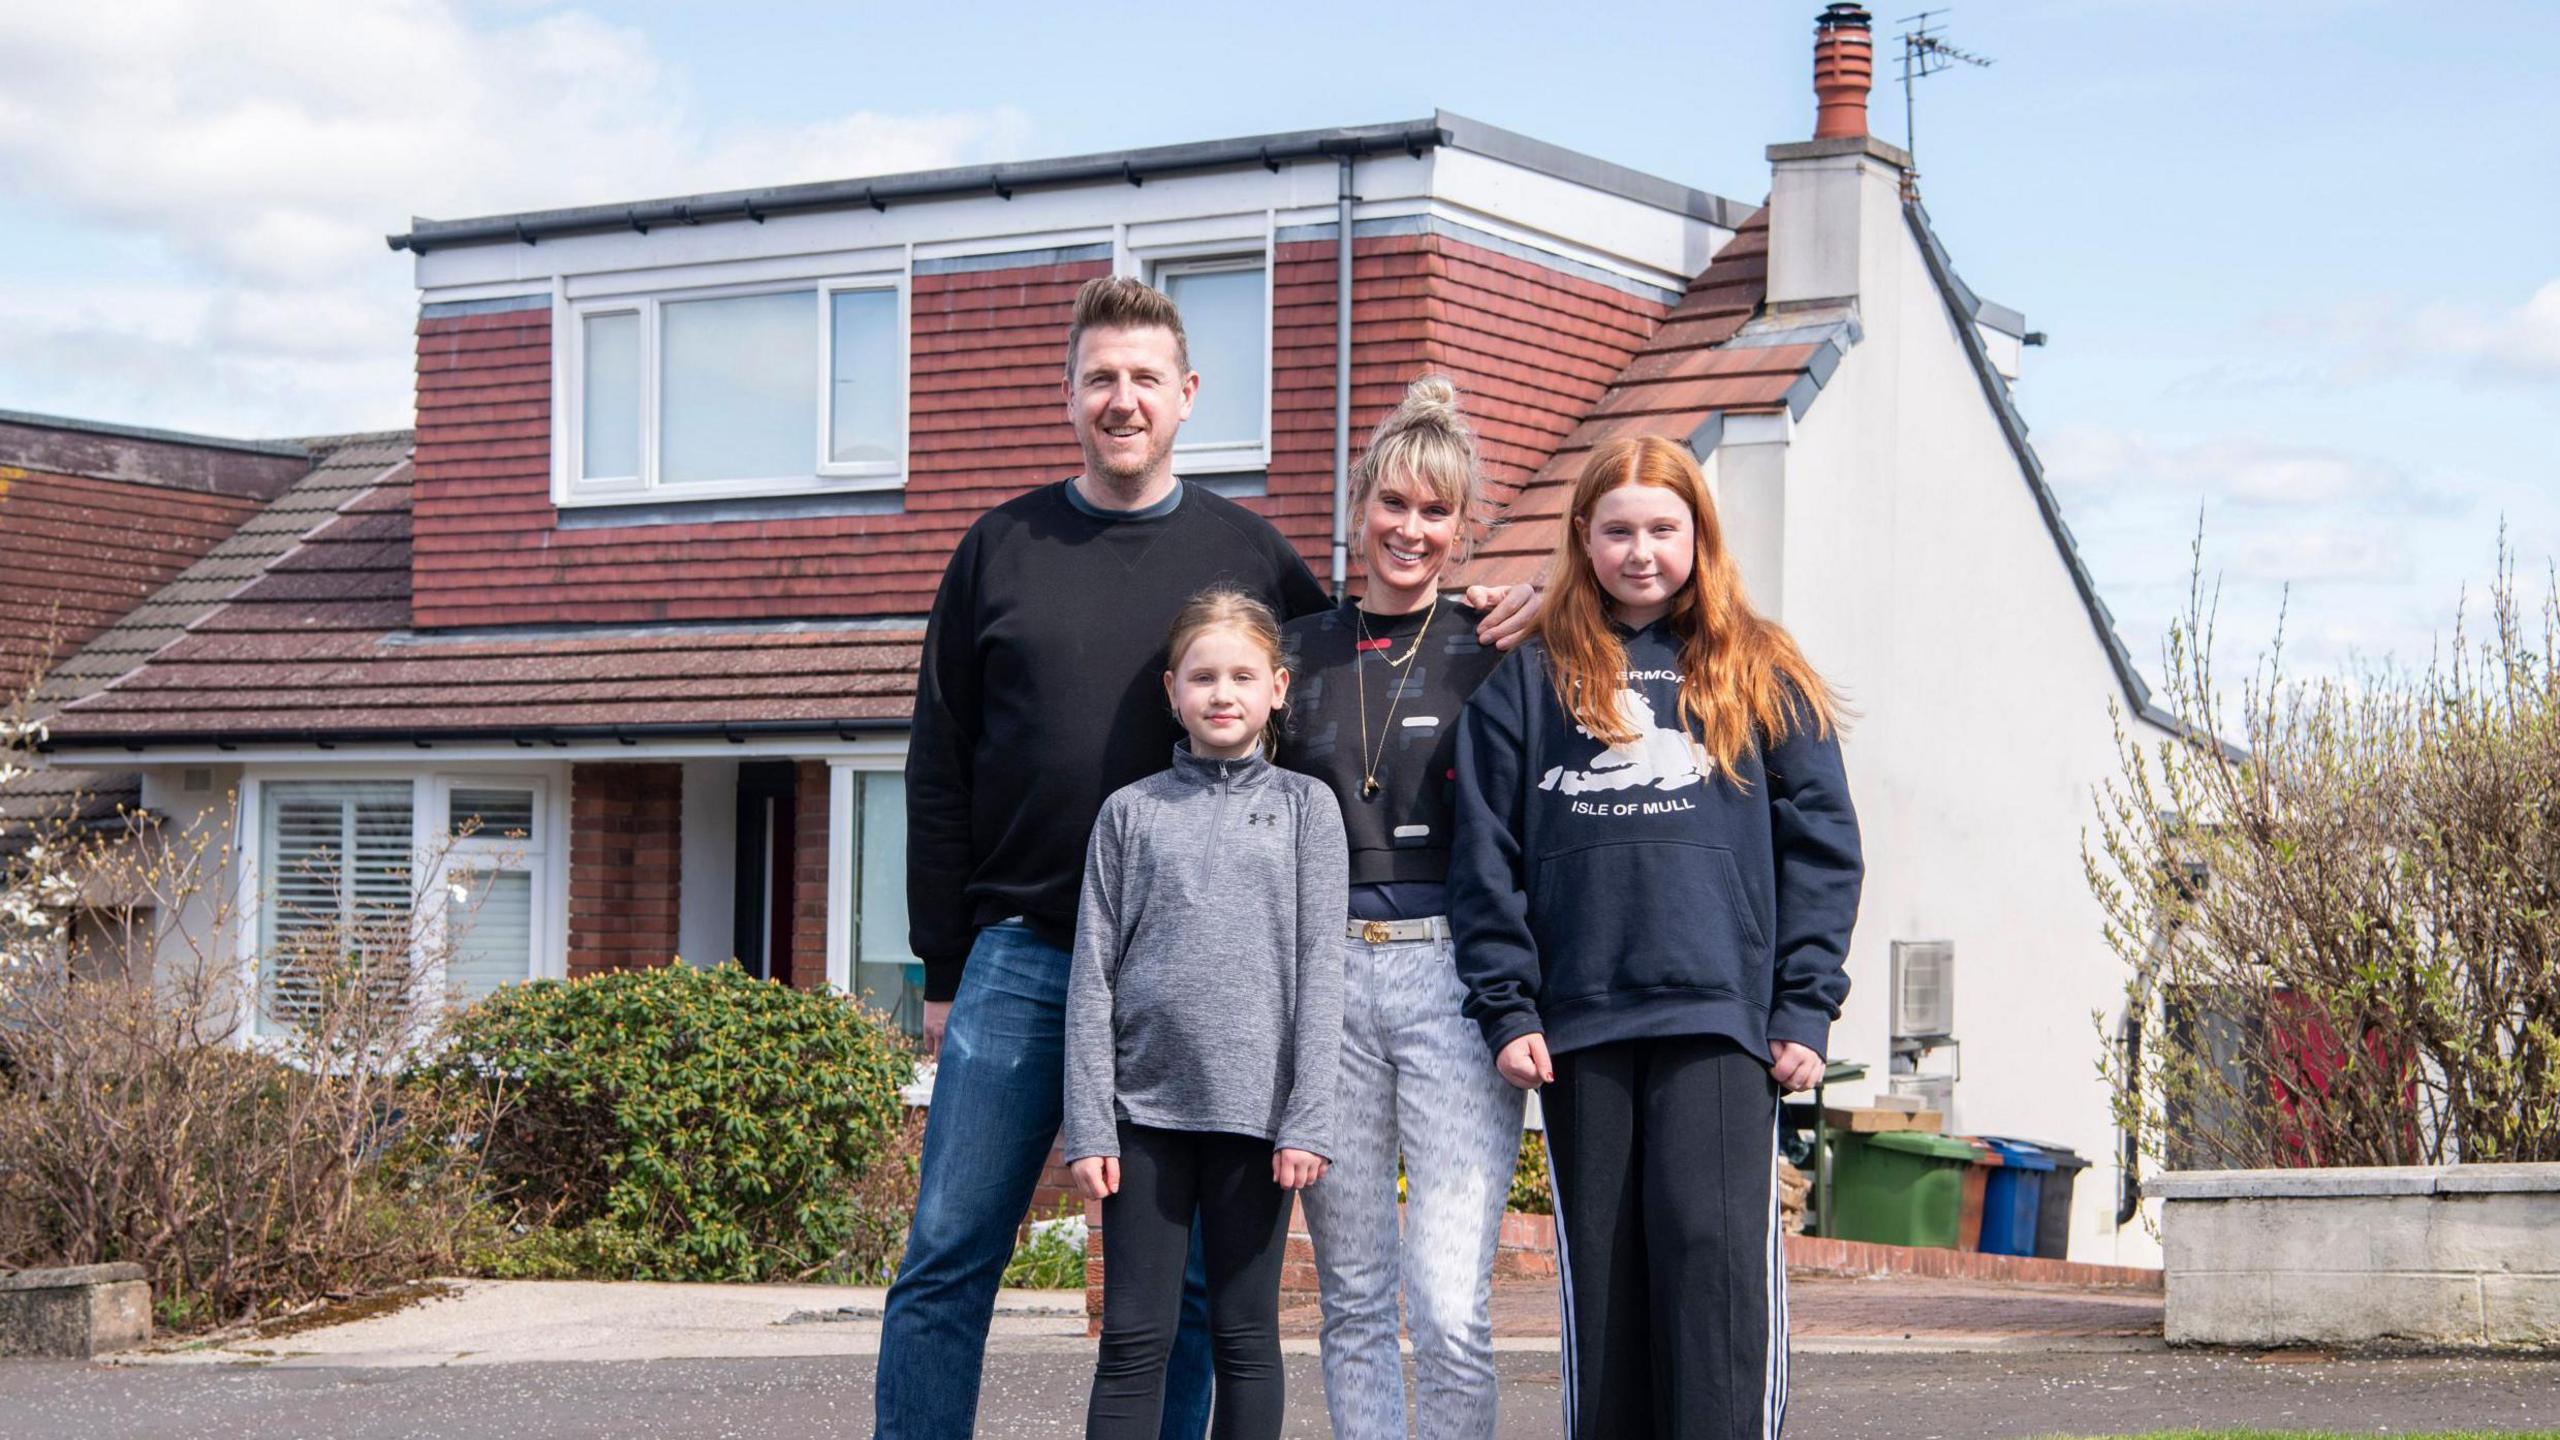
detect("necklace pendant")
[1360,778,1381,800]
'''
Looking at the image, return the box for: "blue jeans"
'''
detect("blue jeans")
[875,921,1214,1440]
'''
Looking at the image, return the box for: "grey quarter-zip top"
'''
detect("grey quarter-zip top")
[1064,743,1351,1163]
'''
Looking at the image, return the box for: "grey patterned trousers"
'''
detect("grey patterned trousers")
[1303,932,1527,1440]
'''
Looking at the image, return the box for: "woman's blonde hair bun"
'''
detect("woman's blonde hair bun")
[1353,374,1482,562]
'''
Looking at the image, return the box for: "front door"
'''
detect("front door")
[731,762,798,984]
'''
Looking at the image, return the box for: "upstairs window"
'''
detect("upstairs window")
[564,279,906,506]
[1149,255,1269,477]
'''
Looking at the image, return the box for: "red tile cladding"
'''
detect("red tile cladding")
[406,262,1105,630]
[0,467,267,689]
[1453,209,1807,592]
[568,761,682,978]
[789,760,830,991]
[405,235,1667,629]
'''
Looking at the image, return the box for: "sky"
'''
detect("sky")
[1,0,2553,696]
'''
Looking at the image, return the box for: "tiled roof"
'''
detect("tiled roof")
[0,469,267,692]
[12,436,410,831]
[32,435,411,712]
[42,442,921,749]
[1455,209,1850,589]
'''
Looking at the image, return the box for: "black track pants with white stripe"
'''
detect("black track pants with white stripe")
[1544,1034,1788,1440]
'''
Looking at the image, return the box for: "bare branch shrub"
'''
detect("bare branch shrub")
[2093,544,2560,1171]
[1,705,506,1327]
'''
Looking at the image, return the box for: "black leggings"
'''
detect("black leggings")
[1087,1123,1294,1440]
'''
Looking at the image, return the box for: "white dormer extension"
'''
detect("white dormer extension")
[395,113,1745,513]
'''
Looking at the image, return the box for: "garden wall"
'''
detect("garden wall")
[2147,1164,2560,1347]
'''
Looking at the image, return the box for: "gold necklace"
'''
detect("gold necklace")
[1353,595,1438,801]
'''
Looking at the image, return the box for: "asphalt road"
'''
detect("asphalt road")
[2,1348,2554,1439]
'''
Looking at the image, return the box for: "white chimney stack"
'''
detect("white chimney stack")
[1765,5,1913,308]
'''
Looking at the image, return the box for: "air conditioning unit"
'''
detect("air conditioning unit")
[1890,940,1955,1042]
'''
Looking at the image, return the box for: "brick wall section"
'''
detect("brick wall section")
[1267,233,1668,584]
[1422,238,1671,530]
[1265,235,1436,571]
[788,760,831,990]
[566,761,683,978]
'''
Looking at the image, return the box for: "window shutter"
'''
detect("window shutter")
[260,781,414,1033]
[447,869,533,1005]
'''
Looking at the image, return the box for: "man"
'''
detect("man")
[879,276,1534,1440]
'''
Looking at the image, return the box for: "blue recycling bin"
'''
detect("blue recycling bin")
[1974,1137,2054,1257]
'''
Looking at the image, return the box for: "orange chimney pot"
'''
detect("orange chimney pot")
[1813,4,1875,141]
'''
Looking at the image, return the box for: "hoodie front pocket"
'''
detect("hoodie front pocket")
[1528,840,1767,1005]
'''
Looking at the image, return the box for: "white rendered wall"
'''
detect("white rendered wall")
[676,759,739,968]
[1761,195,2175,1266]
[134,764,244,998]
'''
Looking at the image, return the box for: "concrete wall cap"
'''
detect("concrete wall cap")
[2434,1162,2560,1194]
[0,1263,148,1292]
[2145,1166,2444,1200]
[2147,1162,2560,1200]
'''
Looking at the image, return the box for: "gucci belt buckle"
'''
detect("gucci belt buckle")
[1360,920,1392,946]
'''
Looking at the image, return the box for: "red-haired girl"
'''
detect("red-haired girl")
[1448,433,1863,1440]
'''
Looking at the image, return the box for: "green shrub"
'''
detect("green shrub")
[1507,1130,1552,1215]
[1002,1202,1089,1289]
[426,961,917,1282]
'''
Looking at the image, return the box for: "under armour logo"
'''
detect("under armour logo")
[1245,812,1279,827]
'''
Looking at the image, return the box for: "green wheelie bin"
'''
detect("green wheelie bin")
[1826,1129,1982,1248]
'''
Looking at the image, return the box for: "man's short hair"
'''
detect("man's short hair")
[1065,275,1190,377]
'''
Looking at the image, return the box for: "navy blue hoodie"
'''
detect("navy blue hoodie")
[1448,620,1863,1062]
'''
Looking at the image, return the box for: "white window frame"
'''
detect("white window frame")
[1141,243,1273,477]
[234,767,570,1043]
[558,274,908,508]
[429,774,558,1012]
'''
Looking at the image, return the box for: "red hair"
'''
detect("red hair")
[1537,434,1839,782]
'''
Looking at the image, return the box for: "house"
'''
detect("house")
[28,7,2181,1262]
[0,411,339,971]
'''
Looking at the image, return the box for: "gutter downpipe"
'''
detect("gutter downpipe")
[1330,153,1355,596]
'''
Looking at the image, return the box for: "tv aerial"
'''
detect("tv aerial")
[1895,9,1993,188]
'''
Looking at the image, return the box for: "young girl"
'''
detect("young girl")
[1280,375,1524,1440]
[1449,434,1864,1440]
[1064,587,1350,1440]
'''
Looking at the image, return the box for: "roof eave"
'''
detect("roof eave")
[388,118,1453,254]
[40,715,916,756]
[388,111,1754,256]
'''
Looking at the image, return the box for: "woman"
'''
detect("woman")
[1279,375,1524,1440]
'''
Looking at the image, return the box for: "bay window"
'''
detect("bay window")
[251,775,556,1036]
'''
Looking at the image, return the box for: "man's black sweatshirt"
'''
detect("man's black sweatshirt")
[905,478,1329,1000]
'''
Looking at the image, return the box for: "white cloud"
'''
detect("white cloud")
[2229,528,2410,584]
[0,2,1031,435]
[2264,280,2560,389]
[2041,429,2450,511]
[2424,280,2560,382]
